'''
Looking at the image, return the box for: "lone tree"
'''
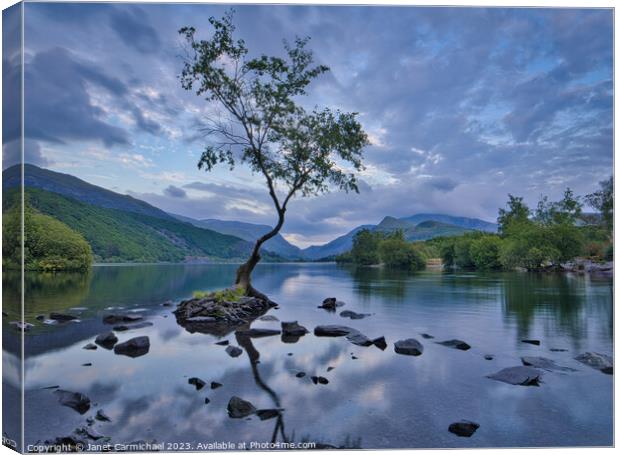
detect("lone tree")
[179,12,368,299]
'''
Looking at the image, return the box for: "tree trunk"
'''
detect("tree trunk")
[234,209,285,301]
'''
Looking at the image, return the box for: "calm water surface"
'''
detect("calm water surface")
[2,263,614,449]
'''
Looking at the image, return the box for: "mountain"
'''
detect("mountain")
[171,215,303,259]
[301,224,375,260]
[3,164,172,220]
[4,187,267,263]
[400,213,497,232]
[301,214,496,259]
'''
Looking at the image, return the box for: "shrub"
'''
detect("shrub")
[470,236,503,270]
[379,235,426,271]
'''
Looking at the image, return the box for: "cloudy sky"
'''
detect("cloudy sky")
[4,3,613,247]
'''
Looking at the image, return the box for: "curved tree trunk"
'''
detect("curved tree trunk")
[235,209,285,300]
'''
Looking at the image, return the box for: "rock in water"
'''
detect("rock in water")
[188,377,206,390]
[50,312,79,322]
[103,314,143,324]
[394,339,424,356]
[227,396,256,418]
[487,366,543,386]
[210,382,222,389]
[113,336,150,358]
[256,409,281,421]
[295,372,306,378]
[314,325,353,337]
[259,315,279,322]
[372,336,388,351]
[225,345,243,358]
[311,376,329,385]
[574,352,613,374]
[54,390,91,414]
[521,339,540,346]
[421,333,434,339]
[521,356,576,372]
[95,409,111,422]
[83,343,97,350]
[484,355,494,361]
[436,339,471,351]
[215,340,229,346]
[235,328,281,338]
[339,310,370,320]
[95,331,118,349]
[113,322,153,332]
[346,331,373,347]
[448,421,480,437]
[318,297,345,310]
[10,321,33,332]
[281,321,309,336]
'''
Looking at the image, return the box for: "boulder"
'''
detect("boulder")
[225,345,243,358]
[281,321,309,336]
[339,310,370,320]
[487,366,543,386]
[54,389,91,414]
[215,340,229,346]
[188,377,206,390]
[521,356,576,372]
[50,312,79,322]
[114,336,150,358]
[436,339,471,351]
[185,316,217,323]
[314,325,353,337]
[311,376,329,385]
[235,328,281,338]
[83,343,97,350]
[394,339,424,356]
[210,381,222,389]
[318,297,345,310]
[227,396,256,418]
[295,372,306,378]
[346,331,373,347]
[448,421,480,437]
[574,352,613,374]
[420,333,434,339]
[95,331,118,349]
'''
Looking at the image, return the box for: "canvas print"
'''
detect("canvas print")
[1,1,614,452]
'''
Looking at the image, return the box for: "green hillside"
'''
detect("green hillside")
[5,188,270,263]
[374,217,471,241]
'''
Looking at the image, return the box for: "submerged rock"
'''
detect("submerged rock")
[521,356,577,372]
[256,409,281,421]
[215,340,229,346]
[340,310,370,320]
[259,315,279,322]
[83,343,97,350]
[394,339,424,356]
[421,333,434,339]
[436,339,471,351]
[95,409,111,422]
[114,336,150,358]
[113,322,153,332]
[296,372,306,378]
[50,312,79,322]
[210,382,222,389]
[487,366,543,386]
[103,314,143,324]
[448,421,480,437]
[54,389,91,414]
[225,345,243,358]
[484,354,494,361]
[314,325,353,337]
[95,331,118,350]
[227,396,256,418]
[235,328,281,338]
[574,352,613,374]
[174,293,274,336]
[311,376,329,385]
[550,348,568,352]
[521,339,540,346]
[188,377,206,390]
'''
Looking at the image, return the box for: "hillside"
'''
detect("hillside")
[3,164,172,220]
[400,213,497,232]
[301,225,375,260]
[172,215,303,259]
[6,188,271,263]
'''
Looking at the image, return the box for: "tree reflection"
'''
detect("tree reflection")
[235,332,288,443]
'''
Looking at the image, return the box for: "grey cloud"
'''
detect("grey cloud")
[2,139,50,170]
[109,6,161,54]
[163,185,187,198]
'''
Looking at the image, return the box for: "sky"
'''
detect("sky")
[2,2,613,247]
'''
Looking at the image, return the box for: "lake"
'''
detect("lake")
[2,263,613,449]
